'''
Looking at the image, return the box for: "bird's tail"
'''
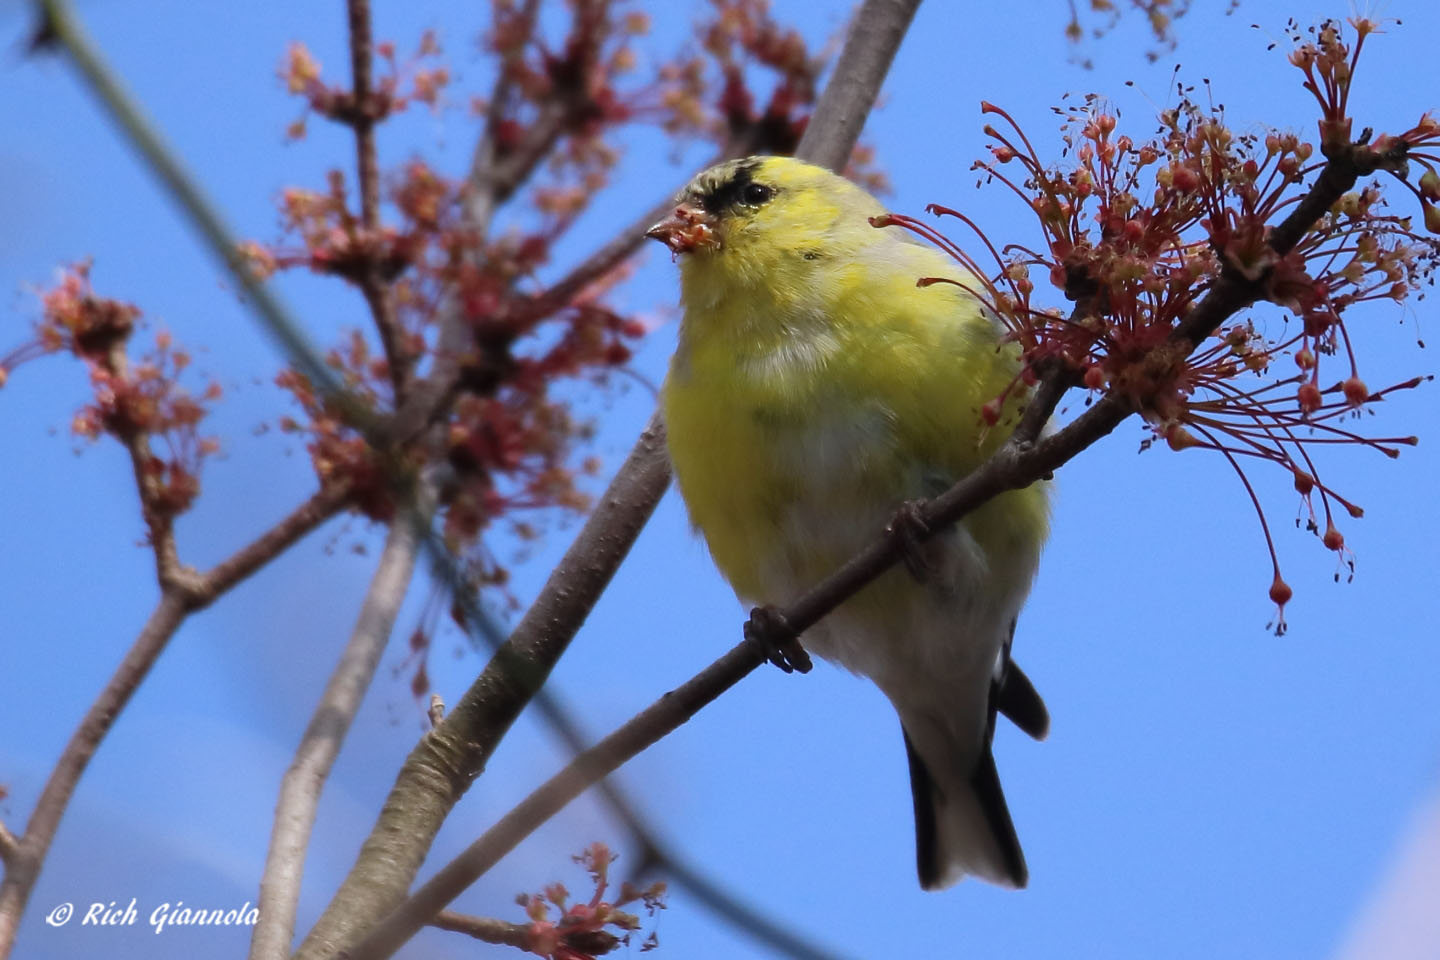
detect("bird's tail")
[900,716,1027,890]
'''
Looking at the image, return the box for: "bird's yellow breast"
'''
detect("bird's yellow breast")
[662,231,1048,604]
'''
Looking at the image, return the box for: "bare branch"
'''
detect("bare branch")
[248,489,436,960]
[347,0,380,230]
[96,336,192,591]
[345,0,408,396]
[430,910,531,948]
[0,590,189,956]
[196,484,351,605]
[523,194,684,323]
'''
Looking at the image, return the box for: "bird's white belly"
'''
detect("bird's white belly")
[743,408,1034,707]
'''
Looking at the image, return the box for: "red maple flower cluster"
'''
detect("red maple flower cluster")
[877,18,1439,631]
[515,843,666,960]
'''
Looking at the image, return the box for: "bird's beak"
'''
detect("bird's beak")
[644,203,718,257]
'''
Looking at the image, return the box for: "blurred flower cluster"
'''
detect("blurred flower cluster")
[3,262,221,519]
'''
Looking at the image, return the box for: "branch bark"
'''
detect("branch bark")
[248,489,436,960]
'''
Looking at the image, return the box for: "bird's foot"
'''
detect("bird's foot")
[744,605,812,674]
[887,499,933,582]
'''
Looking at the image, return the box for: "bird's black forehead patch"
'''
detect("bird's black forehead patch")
[689,158,766,214]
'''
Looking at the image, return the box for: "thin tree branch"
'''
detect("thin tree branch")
[344,0,408,397]
[249,487,437,960]
[297,2,923,956]
[429,909,530,948]
[347,0,380,231]
[350,133,1388,960]
[0,590,189,958]
[464,0,542,233]
[196,484,352,604]
[95,338,193,591]
[523,193,686,319]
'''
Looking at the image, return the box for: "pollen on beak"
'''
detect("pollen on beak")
[644,203,717,256]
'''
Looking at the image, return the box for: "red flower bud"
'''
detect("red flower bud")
[1342,376,1368,406]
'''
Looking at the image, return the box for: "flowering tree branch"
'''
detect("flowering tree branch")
[343,0,409,396]
[317,2,922,957]
[349,18,1437,956]
[428,843,665,958]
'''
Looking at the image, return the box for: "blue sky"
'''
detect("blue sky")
[2,1,1438,959]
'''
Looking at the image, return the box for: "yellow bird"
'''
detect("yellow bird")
[649,156,1051,889]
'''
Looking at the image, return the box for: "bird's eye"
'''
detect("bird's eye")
[742,182,773,205]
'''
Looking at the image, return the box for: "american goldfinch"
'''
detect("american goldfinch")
[650,156,1051,889]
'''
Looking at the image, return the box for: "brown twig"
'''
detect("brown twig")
[430,909,531,948]
[343,0,408,397]
[99,338,191,591]
[795,0,922,169]
[248,489,437,960]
